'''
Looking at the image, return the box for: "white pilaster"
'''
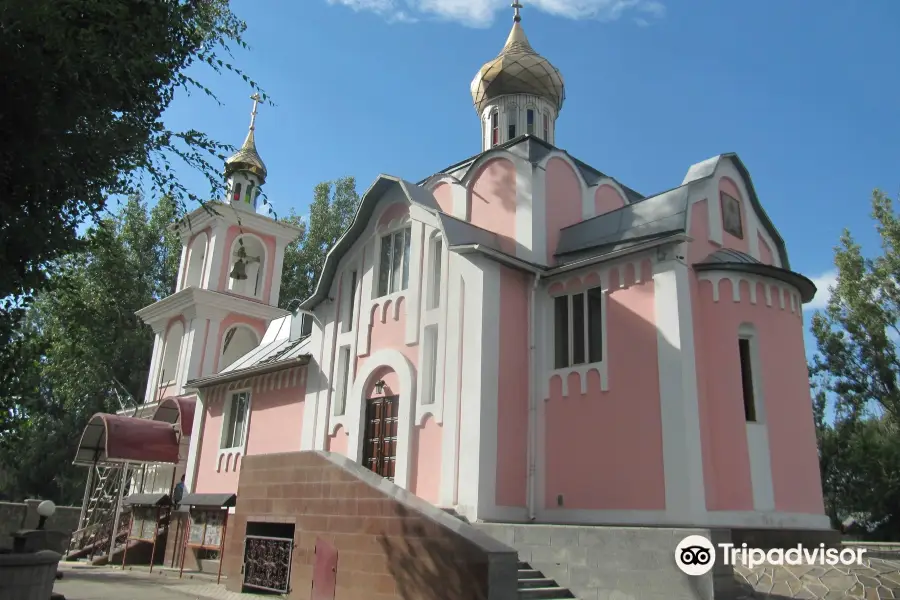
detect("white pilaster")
[300,314,327,450]
[439,258,465,507]
[270,242,286,307]
[200,318,223,378]
[404,221,425,344]
[143,331,166,404]
[652,251,706,522]
[176,243,190,292]
[205,221,230,291]
[184,390,207,493]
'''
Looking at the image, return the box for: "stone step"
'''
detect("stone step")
[517,587,576,600]
[518,568,542,579]
[518,577,557,589]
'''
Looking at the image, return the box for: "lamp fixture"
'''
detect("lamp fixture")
[374,379,386,395]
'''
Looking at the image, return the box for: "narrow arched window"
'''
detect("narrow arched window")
[508,106,518,140]
[233,182,242,203]
[543,112,550,140]
[491,110,499,147]
[245,182,256,207]
[527,109,535,135]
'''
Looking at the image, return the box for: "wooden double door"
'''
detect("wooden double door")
[362,396,399,481]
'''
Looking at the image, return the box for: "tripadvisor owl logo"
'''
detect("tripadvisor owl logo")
[675,535,716,576]
[675,535,867,575]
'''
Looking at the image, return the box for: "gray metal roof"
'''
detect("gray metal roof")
[179,493,236,508]
[124,493,171,507]
[694,249,816,303]
[556,184,690,262]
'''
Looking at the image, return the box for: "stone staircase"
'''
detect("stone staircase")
[517,560,577,599]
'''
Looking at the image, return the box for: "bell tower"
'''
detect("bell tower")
[136,95,303,405]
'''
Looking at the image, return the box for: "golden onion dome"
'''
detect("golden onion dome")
[225,94,268,181]
[470,8,565,115]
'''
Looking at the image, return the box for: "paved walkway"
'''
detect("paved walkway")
[53,564,269,600]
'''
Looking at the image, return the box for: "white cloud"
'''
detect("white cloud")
[806,269,838,311]
[326,0,665,27]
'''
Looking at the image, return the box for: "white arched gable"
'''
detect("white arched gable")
[591,177,631,213]
[219,324,260,372]
[421,175,467,220]
[183,232,209,289]
[345,349,417,490]
[227,233,268,300]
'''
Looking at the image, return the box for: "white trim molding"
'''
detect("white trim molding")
[531,507,832,530]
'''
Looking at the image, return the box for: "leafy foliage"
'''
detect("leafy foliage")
[0,0,264,392]
[811,190,900,540]
[279,177,361,309]
[0,195,179,503]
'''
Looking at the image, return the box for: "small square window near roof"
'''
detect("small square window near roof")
[721,191,743,239]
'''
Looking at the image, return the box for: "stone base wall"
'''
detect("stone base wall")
[223,451,518,600]
[0,501,80,550]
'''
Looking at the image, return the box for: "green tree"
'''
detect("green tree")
[0,195,179,503]
[0,0,264,384]
[278,177,361,309]
[811,189,900,540]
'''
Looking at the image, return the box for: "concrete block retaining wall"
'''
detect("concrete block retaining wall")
[475,523,736,600]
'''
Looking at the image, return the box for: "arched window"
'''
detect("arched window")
[491,110,499,147]
[227,234,266,300]
[233,182,243,203]
[507,106,518,140]
[245,182,256,208]
[428,234,443,310]
[527,108,535,135]
[543,111,550,141]
[738,323,763,423]
[220,325,259,372]
[160,321,185,384]
[183,233,208,289]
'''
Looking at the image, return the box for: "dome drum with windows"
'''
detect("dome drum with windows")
[225,93,267,211]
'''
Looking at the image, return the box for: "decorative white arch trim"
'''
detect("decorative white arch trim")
[346,349,417,490]
[417,409,437,427]
[536,150,593,221]
[219,323,261,370]
[591,177,632,216]
[183,231,210,290]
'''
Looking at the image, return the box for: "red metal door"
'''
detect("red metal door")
[311,537,338,600]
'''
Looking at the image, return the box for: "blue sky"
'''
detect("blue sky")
[162,0,900,361]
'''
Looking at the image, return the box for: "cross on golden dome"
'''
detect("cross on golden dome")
[512,1,523,22]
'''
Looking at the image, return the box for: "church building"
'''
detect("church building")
[74,4,828,568]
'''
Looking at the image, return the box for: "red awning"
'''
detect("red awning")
[74,413,180,466]
[152,395,196,436]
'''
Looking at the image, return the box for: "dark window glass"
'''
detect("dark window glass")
[739,339,756,422]
[572,293,585,365]
[587,287,603,363]
[554,295,569,369]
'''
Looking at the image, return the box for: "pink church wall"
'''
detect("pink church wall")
[217,225,277,304]
[409,415,442,504]
[687,179,757,266]
[328,425,349,456]
[544,261,665,510]
[244,382,306,456]
[362,297,418,368]
[194,371,306,495]
[758,234,775,266]
[213,313,267,372]
[545,158,584,264]
[594,184,626,217]
[694,277,824,514]
[432,183,454,215]
[468,158,516,254]
[495,266,530,507]
[194,398,238,494]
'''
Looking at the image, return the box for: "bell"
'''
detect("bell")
[229,259,248,281]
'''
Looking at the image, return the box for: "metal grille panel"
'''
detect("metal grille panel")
[243,535,294,594]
